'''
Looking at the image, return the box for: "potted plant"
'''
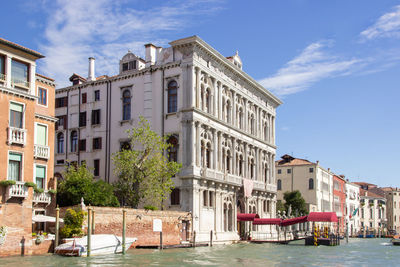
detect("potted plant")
[34,187,44,194]
[0,226,7,245]
[24,182,36,188]
[0,180,16,187]
[35,234,45,244]
[48,189,57,195]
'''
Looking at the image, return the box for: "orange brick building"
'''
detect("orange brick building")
[0,38,56,256]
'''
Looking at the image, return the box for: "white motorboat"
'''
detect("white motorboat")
[54,234,137,256]
[392,235,400,246]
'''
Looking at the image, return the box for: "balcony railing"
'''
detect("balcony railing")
[12,78,30,89]
[8,127,27,145]
[253,180,265,190]
[5,181,28,200]
[33,191,51,204]
[226,173,242,185]
[34,144,50,159]
[0,73,6,82]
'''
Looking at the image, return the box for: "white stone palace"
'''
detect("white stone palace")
[55,36,282,243]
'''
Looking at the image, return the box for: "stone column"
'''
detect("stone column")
[196,122,200,166]
[29,63,36,94]
[244,143,248,178]
[268,114,272,143]
[218,82,222,120]
[212,78,217,117]
[272,116,275,145]
[190,121,196,167]
[254,147,259,181]
[232,137,236,176]
[5,56,11,87]
[213,129,217,170]
[244,99,248,132]
[218,132,222,171]
[232,90,236,127]
[195,67,201,108]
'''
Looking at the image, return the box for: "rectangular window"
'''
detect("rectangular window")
[171,188,180,205]
[56,115,67,130]
[91,109,101,125]
[79,139,86,152]
[277,169,281,174]
[94,90,100,101]
[11,59,29,87]
[309,167,314,173]
[94,159,100,176]
[55,96,68,108]
[56,160,65,165]
[9,102,23,128]
[287,169,291,174]
[93,137,102,150]
[81,93,87,104]
[79,112,87,127]
[38,88,47,105]
[35,165,46,189]
[35,124,47,146]
[209,191,214,207]
[8,153,22,181]
[0,55,4,77]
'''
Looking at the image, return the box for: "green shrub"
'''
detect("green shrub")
[24,182,36,188]
[0,180,16,187]
[34,187,44,193]
[59,208,86,238]
[144,205,158,211]
[32,233,37,237]
[48,189,57,194]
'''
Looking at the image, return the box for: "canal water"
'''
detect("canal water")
[0,238,399,266]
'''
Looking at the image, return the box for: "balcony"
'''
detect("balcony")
[0,73,6,83]
[12,78,30,90]
[5,181,28,200]
[253,180,265,191]
[34,144,50,159]
[33,191,52,204]
[226,173,242,185]
[8,127,27,146]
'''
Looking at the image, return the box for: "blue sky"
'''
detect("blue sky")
[1,0,400,186]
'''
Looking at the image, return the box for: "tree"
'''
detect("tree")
[112,117,182,208]
[57,164,119,207]
[282,190,308,216]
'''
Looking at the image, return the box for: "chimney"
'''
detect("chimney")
[316,160,319,165]
[145,43,156,67]
[88,57,95,81]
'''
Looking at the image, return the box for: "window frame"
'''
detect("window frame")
[92,137,102,150]
[170,188,180,205]
[94,90,100,101]
[277,179,282,190]
[79,111,87,127]
[34,122,48,146]
[70,130,78,152]
[11,58,30,87]
[91,109,101,125]
[7,151,23,182]
[37,87,48,107]
[93,159,100,177]
[167,80,178,113]
[81,92,87,104]
[9,101,25,129]
[34,163,47,190]
[57,132,64,154]
[122,89,131,121]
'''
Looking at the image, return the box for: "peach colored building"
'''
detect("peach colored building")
[0,38,56,256]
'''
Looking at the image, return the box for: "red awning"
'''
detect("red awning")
[253,218,282,225]
[307,212,338,223]
[237,213,260,222]
[280,216,308,226]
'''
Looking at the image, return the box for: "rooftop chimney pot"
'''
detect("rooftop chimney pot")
[88,57,95,81]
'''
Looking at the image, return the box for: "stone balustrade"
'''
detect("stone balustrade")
[34,144,50,159]
[6,181,28,200]
[8,127,27,145]
[33,191,51,204]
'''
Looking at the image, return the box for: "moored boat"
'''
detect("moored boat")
[55,234,137,256]
[391,235,400,246]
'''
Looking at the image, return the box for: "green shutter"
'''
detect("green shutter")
[36,124,47,145]
[9,153,22,161]
[36,166,46,178]
[10,102,23,112]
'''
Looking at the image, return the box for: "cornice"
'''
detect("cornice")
[0,85,37,100]
[35,113,58,122]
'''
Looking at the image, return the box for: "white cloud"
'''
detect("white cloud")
[259,41,360,96]
[360,5,400,40]
[38,0,222,87]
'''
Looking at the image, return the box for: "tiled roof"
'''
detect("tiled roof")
[276,154,314,166]
[0,37,44,58]
[360,188,385,198]
[36,73,55,82]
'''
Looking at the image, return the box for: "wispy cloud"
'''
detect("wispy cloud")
[38,0,222,87]
[360,5,400,40]
[259,41,360,96]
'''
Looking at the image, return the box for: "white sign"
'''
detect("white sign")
[153,219,162,232]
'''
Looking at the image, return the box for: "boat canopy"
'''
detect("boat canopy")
[32,215,64,223]
[280,216,308,226]
[253,218,282,225]
[307,212,338,223]
[237,213,260,221]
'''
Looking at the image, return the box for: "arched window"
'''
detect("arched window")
[122,90,131,120]
[205,143,211,168]
[228,204,233,231]
[264,164,268,183]
[223,203,228,232]
[205,89,210,113]
[238,155,243,176]
[250,159,254,179]
[250,114,255,135]
[238,108,243,129]
[226,150,231,173]
[277,179,282,190]
[168,81,177,113]
[167,135,179,162]
[57,133,64,154]
[309,178,314,189]
[70,131,78,152]
[225,101,231,123]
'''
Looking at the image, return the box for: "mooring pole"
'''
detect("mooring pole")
[87,206,92,257]
[160,232,163,250]
[210,230,213,247]
[122,209,126,255]
[92,209,95,234]
[193,231,196,248]
[54,206,60,252]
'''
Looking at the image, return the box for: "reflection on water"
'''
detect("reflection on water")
[0,239,398,267]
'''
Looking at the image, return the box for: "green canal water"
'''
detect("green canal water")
[1,238,399,266]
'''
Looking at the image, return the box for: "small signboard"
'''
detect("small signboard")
[153,219,162,232]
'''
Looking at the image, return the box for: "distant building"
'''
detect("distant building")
[381,187,400,233]
[345,181,361,236]
[333,174,346,235]
[275,155,333,213]
[54,36,282,242]
[0,38,56,256]
[355,182,386,234]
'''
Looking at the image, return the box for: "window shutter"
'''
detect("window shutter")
[9,153,22,161]
[10,102,23,112]
[36,165,46,178]
[35,124,47,146]
[82,93,87,104]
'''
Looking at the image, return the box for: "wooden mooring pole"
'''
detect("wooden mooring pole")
[122,209,126,255]
[87,207,92,257]
[54,206,60,253]
[193,231,196,248]
[160,232,163,250]
[210,230,213,247]
[92,209,95,234]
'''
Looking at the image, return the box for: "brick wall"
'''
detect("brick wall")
[59,206,192,247]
